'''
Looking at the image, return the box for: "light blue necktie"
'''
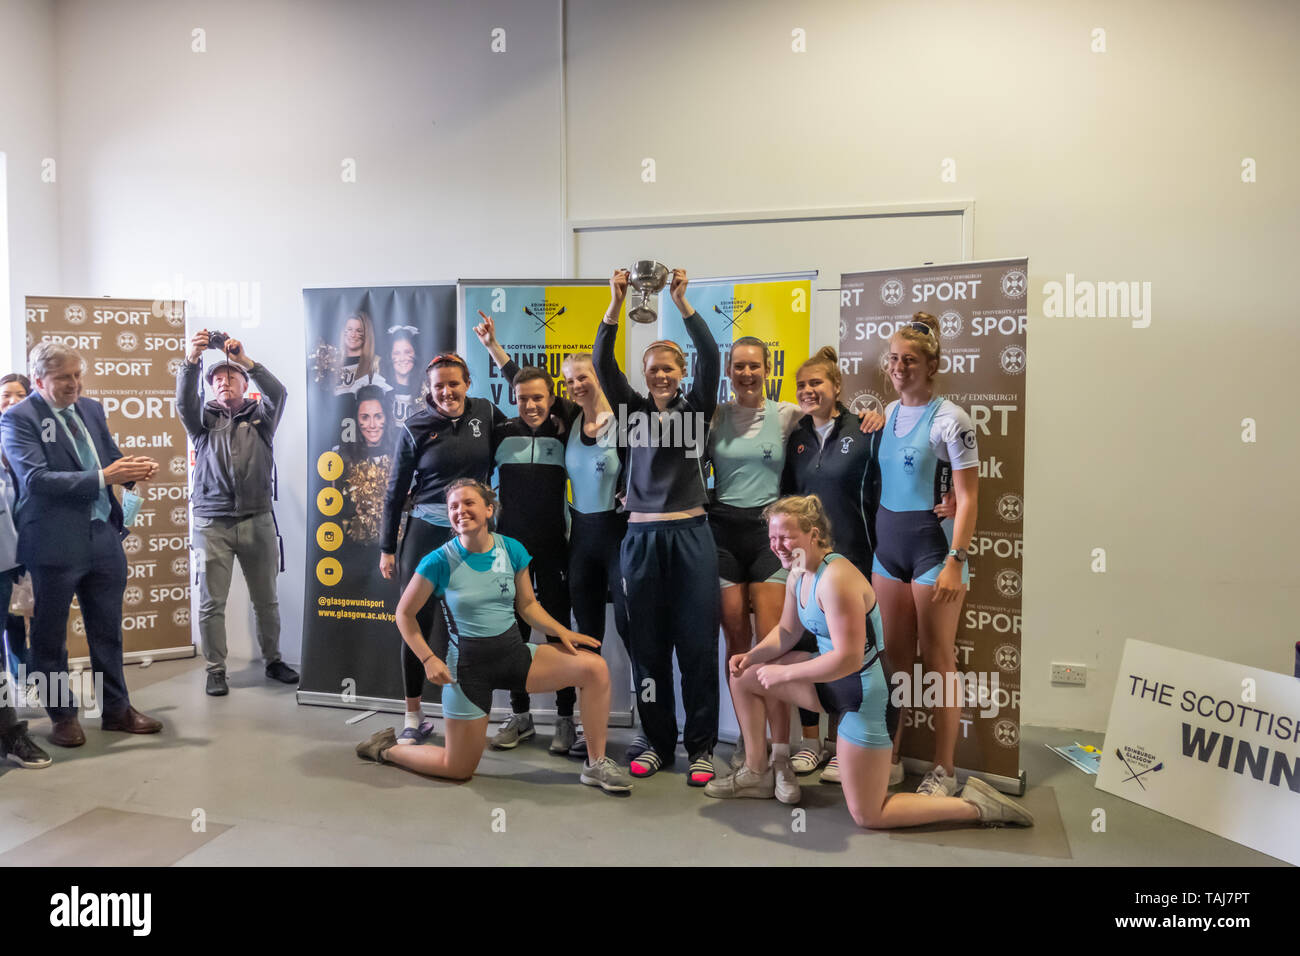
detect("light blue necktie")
[60,407,112,523]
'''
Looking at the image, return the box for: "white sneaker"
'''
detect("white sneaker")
[917,765,959,797]
[773,755,801,805]
[889,759,904,787]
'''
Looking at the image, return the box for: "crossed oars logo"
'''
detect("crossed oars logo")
[713,302,752,331]
[523,304,565,332]
[1115,748,1163,790]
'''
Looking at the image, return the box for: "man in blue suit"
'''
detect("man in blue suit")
[0,341,162,747]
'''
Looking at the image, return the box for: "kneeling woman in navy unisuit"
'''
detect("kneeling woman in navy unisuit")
[707,495,1032,830]
[356,480,634,793]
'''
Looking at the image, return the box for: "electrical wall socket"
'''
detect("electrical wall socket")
[1051,663,1087,686]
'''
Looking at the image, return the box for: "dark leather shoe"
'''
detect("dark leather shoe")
[49,716,86,748]
[101,706,162,734]
[206,671,229,696]
[265,661,299,684]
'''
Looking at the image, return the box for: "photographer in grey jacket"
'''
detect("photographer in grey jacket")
[178,331,296,696]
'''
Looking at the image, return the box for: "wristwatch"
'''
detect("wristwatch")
[948,548,968,563]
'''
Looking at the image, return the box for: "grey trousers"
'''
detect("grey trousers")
[194,512,281,674]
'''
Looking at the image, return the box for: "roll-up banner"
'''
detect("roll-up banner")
[459,280,620,415]
[23,296,192,662]
[839,259,1029,791]
[656,272,815,405]
[298,284,458,709]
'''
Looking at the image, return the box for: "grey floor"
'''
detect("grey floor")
[0,655,1287,867]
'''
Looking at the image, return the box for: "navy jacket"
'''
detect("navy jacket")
[381,396,507,554]
[0,393,127,567]
[780,404,880,573]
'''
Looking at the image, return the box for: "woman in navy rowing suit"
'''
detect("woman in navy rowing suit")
[705,494,1032,830]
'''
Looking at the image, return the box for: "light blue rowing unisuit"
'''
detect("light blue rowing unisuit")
[415,533,536,720]
[872,396,969,587]
[415,534,531,639]
[795,553,893,749]
[709,400,785,507]
[566,411,621,514]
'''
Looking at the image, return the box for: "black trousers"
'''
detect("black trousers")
[28,521,131,720]
[398,518,454,700]
[621,515,720,762]
[508,538,571,715]
[568,509,629,651]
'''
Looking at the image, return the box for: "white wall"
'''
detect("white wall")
[0,0,60,372]
[53,0,563,668]
[9,0,1297,730]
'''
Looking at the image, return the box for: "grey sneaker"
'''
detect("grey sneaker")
[550,716,577,755]
[773,755,801,805]
[917,765,959,797]
[580,755,634,793]
[961,776,1035,827]
[491,713,535,750]
[356,728,398,763]
[704,764,776,799]
[568,734,588,759]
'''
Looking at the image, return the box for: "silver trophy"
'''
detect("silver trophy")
[626,260,671,324]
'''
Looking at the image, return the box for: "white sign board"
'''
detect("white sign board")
[1097,639,1300,866]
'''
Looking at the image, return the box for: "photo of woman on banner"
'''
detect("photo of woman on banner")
[384,325,421,426]
[330,385,396,548]
[335,311,389,396]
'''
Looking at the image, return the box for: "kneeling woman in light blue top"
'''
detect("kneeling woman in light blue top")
[707,495,1031,829]
[356,479,633,793]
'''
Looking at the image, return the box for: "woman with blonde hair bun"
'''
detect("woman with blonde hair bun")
[705,494,1032,830]
[873,312,981,799]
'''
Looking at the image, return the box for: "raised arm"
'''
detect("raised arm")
[674,271,720,419]
[593,269,639,408]
[246,356,288,431]
[177,331,209,438]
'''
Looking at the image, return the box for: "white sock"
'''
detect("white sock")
[404,711,420,731]
[771,743,790,760]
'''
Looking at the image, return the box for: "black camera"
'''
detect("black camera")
[206,330,239,355]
